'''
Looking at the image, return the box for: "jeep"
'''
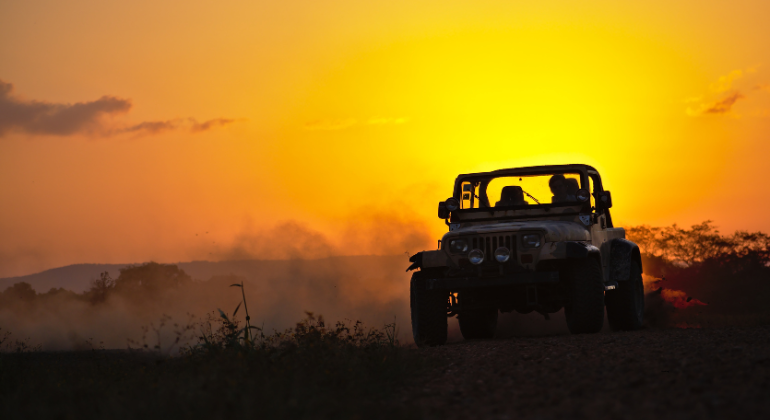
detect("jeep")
[407,164,644,346]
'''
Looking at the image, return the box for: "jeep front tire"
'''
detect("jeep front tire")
[564,257,605,334]
[410,271,448,347]
[605,260,644,331]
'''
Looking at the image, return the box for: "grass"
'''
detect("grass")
[0,289,433,420]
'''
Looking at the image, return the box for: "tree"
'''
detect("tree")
[113,262,192,294]
[1,282,37,303]
[88,271,115,303]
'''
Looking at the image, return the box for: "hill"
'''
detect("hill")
[0,256,408,293]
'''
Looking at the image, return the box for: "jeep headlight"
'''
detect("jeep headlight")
[449,239,468,253]
[521,234,541,249]
[445,197,460,211]
[468,249,484,265]
[494,247,510,263]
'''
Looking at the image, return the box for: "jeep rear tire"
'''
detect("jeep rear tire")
[458,309,498,340]
[605,260,644,331]
[410,271,448,347]
[564,257,605,334]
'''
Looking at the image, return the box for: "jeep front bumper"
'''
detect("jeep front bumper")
[422,271,560,291]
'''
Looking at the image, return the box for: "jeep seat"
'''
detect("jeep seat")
[496,186,528,207]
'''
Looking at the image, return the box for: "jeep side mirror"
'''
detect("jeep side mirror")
[597,190,613,209]
[438,202,450,219]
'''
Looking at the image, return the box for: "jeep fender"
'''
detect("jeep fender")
[556,242,603,275]
[547,241,602,264]
[609,238,642,281]
[406,252,423,272]
[407,250,451,272]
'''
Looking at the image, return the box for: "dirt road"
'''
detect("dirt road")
[403,326,770,420]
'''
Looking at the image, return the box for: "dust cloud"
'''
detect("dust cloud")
[199,210,435,262]
[0,256,418,351]
[0,217,434,351]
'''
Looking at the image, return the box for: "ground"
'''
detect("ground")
[2,326,770,419]
[403,326,770,420]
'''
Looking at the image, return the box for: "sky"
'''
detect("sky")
[1,0,769,277]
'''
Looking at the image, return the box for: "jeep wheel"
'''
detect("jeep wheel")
[410,271,448,347]
[605,260,644,331]
[564,257,605,334]
[458,309,498,340]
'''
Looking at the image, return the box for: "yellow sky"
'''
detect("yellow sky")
[1,0,769,277]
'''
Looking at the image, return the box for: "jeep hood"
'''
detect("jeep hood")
[447,221,590,242]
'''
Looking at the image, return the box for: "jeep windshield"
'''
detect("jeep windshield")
[456,171,590,210]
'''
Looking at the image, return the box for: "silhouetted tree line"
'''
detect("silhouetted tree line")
[627,221,770,315]
[627,221,770,267]
[0,282,78,305]
[0,262,193,307]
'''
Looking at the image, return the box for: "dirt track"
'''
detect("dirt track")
[403,326,770,420]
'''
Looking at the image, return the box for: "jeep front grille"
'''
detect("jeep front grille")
[471,234,517,256]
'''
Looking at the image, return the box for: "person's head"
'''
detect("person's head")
[549,174,567,196]
[565,178,579,195]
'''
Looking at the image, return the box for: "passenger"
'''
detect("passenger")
[565,178,579,202]
[549,174,568,203]
[496,186,528,207]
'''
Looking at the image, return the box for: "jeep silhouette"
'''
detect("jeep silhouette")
[407,164,644,346]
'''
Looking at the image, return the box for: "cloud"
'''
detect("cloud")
[190,118,237,133]
[687,93,745,116]
[683,96,703,104]
[121,118,237,135]
[685,67,770,117]
[709,70,743,93]
[0,79,239,138]
[122,119,182,135]
[703,93,745,114]
[0,79,131,137]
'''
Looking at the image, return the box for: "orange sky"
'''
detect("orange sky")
[1,0,769,277]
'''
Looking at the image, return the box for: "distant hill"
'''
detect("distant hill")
[0,264,126,293]
[0,256,406,293]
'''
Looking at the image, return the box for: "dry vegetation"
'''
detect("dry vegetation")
[0,311,431,419]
